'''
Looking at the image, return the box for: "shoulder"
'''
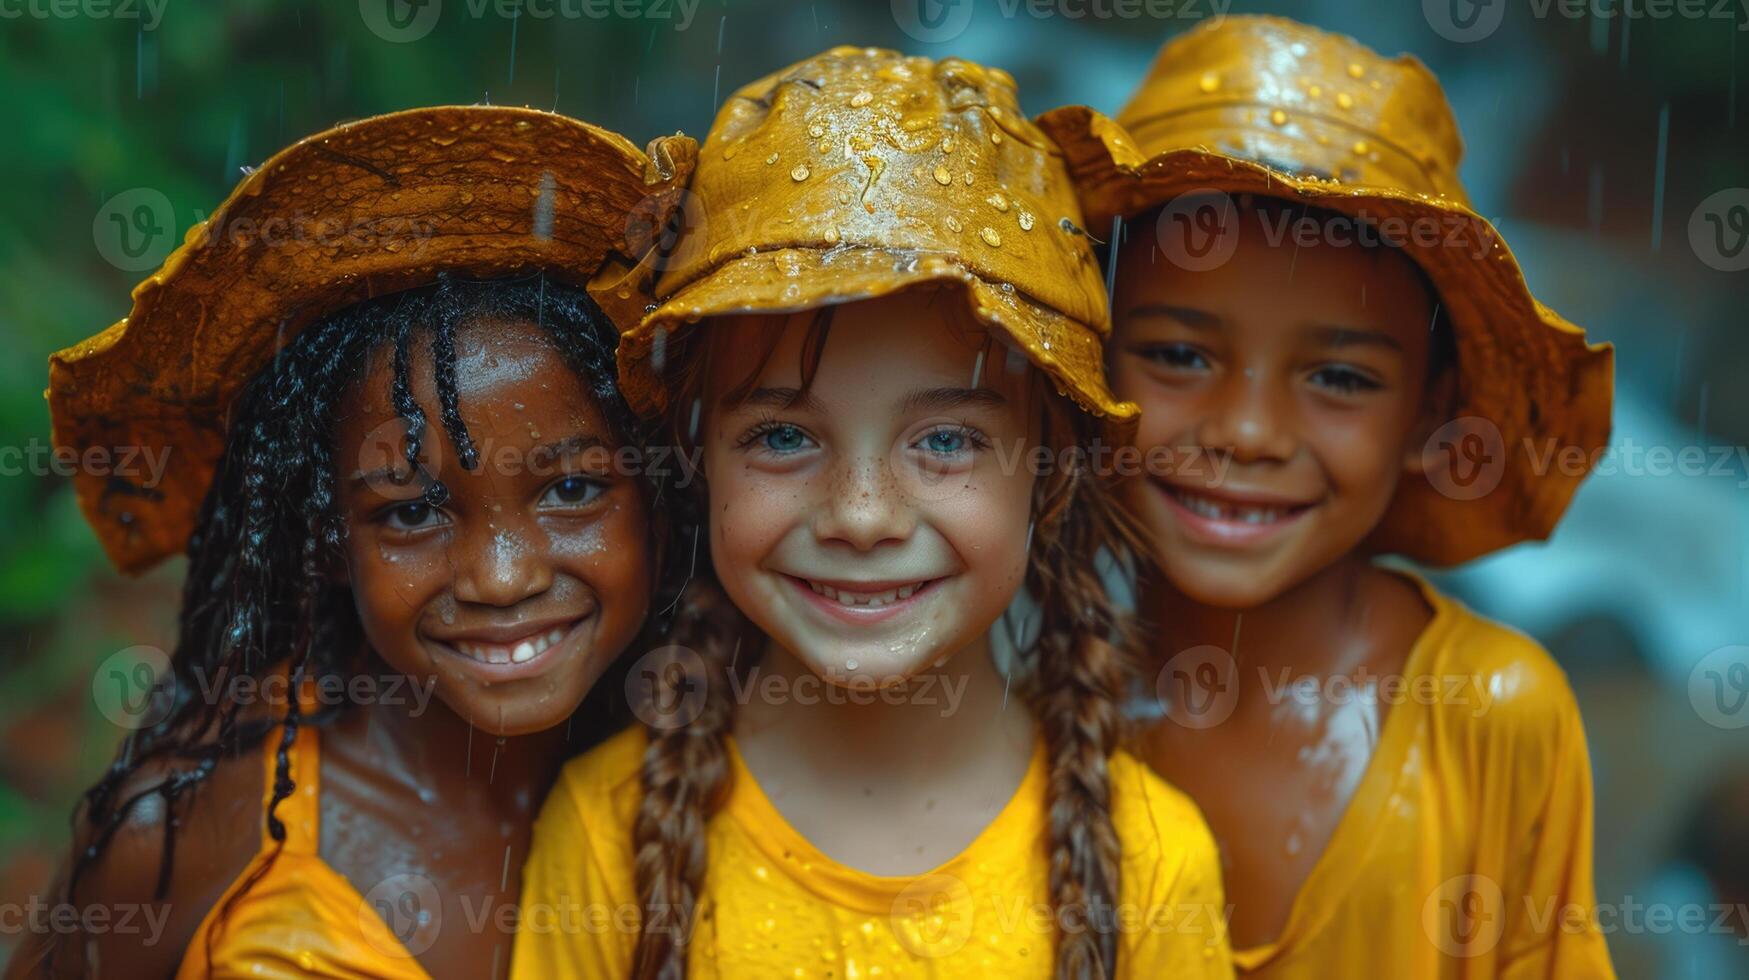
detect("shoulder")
[1419,586,1585,738]
[28,736,270,977]
[546,724,648,825]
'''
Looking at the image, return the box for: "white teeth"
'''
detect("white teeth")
[804,580,929,608]
[455,624,571,666]
[1174,489,1290,525]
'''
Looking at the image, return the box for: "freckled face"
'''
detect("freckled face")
[333,319,651,735]
[701,291,1036,686]
[1110,212,1439,608]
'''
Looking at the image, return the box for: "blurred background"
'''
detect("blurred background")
[0,0,1743,973]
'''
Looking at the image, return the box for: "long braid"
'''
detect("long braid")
[1025,399,1149,980]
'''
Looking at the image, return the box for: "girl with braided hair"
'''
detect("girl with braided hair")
[513,48,1233,980]
[16,107,695,978]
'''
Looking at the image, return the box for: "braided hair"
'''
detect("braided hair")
[626,303,1151,980]
[53,274,665,972]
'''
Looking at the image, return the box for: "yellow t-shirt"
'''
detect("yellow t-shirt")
[513,727,1233,978]
[1226,575,1616,979]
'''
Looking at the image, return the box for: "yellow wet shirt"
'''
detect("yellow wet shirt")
[176,723,430,979]
[513,728,1234,978]
[1228,576,1615,979]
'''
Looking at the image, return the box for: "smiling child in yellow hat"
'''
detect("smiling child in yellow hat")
[1041,16,1616,978]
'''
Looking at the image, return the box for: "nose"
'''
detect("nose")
[812,453,914,551]
[1196,368,1297,465]
[451,517,553,607]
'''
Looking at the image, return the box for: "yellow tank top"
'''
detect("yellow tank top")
[175,723,432,979]
[513,727,1234,978]
[1226,575,1616,979]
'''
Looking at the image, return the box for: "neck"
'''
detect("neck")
[329,654,571,814]
[1145,554,1384,676]
[735,633,1035,784]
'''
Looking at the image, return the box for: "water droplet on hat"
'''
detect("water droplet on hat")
[1337,92,1354,110]
[933,165,952,185]
[1348,62,1366,79]
[980,227,1002,247]
[1307,84,1322,99]
[808,123,825,138]
[766,152,779,165]
[1352,140,1370,156]
[1018,211,1035,231]
[986,192,1009,212]
[824,226,840,244]
[791,163,811,181]
[850,91,872,107]
[1199,72,1220,93]
[989,129,1003,145]
[941,136,956,154]
[945,215,962,233]
[1270,109,1289,126]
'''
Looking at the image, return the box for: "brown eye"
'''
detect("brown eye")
[541,475,605,509]
[383,500,443,531]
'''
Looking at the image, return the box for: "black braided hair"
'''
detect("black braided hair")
[51,273,680,973]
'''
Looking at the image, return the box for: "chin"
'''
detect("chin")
[1159,552,1299,611]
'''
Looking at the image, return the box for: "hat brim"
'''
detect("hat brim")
[1038,105,1613,566]
[50,105,697,574]
[622,245,1139,429]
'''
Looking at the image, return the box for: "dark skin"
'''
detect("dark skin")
[1111,208,1452,950]
[13,319,651,978]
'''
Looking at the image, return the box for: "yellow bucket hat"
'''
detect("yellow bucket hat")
[49,105,697,574]
[618,45,1136,427]
[1038,16,1614,566]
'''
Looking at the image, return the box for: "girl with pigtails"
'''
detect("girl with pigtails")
[16,107,694,978]
[514,48,1234,979]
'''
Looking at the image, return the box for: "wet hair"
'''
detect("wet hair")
[627,298,1150,980]
[52,274,671,972]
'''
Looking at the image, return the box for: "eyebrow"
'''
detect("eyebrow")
[733,386,828,413]
[1122,304,1223,330]
[898,386,1009,416]
[346,433,609,491]
[1306,324,1404,353]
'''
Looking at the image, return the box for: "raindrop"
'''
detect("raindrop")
[1270,109,1289,126]
[933,165,952,186]
[791,163,811,182]
[1199,72,1220,94]
[1017,211,1035,231]
[1336,92,1354,110]
[980,227,1002,247]
[850,91,872,107]
[766,151,779,165]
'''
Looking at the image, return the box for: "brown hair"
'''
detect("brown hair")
[628,294,1150,980]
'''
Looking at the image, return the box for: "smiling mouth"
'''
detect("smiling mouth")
[803,578,934,608]
[443,621,580,667]
[1166,486,1311,525]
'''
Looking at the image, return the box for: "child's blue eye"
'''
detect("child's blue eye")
[760,424,809,453]
[921,429,966,454]
[542,475,605,508]
[1310,366,1384,394]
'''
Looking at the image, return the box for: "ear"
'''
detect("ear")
[1401,368,1459,476]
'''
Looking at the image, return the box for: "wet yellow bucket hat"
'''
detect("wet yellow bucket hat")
[618,45,1136,427]
[1038,16,1614,566]
[49,105,696,574]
